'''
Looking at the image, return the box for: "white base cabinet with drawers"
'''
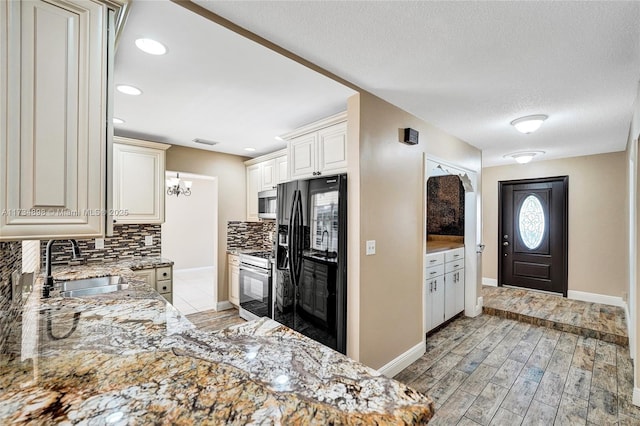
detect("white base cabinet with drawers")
[134,265,173,304]
[228,254,240,307]
[425,247,465,332]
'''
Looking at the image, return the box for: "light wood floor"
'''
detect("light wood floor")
[185,308,245,332]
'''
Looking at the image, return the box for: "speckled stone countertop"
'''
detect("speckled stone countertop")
[0,262,434,424]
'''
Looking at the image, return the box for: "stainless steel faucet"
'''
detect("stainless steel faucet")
[43,239,81,298]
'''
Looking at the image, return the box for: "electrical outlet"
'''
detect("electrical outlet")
[95,238,104,249]
[366,240,376,255]
[144,236,153,246]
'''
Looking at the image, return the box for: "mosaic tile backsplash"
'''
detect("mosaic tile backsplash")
[227,221,276,251]
[40,224,162,266]
[427,175,465,236]
[0,241,23,353]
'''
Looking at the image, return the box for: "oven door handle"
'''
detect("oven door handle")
[240,265,270,277]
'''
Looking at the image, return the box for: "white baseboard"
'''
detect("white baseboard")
[216,301,233,311]
[377,341,425,378]
[633,387,640,406]
[482,277,497,287]
[567,290,625,308]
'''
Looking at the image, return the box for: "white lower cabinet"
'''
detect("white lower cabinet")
[134,265,173,304]
[425,247,465,333]
[228,254,240,306]
[425,275,445,331]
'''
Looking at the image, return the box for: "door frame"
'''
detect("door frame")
[497,176,569,296]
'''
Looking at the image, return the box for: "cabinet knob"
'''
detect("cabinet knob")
[163,272,167,277]
[162,286,167,291]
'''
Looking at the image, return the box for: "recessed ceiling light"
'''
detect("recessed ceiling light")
[244,148,256,152]
[116,85,142,96]
[135,38,167,55]
[113,117,125,125]
[274,136,284,141]
[510,115,548,134]
[504,151,545,164]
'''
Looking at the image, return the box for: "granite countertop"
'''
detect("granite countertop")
[0,262,434,424]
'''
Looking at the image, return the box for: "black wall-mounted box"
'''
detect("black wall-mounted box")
[403,128,419,145]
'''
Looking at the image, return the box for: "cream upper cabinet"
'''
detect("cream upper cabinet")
[317,121,348,174]
[0,0,120,240]
[289,133,317,179]
[261,159,276,191]
[285,112,348,180]
[113,138,170,224]
[246,164,261,222]
[275,155,289,184]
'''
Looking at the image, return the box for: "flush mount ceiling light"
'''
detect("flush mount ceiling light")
[504,151,545,164]
[135,38,167,55]
[112,117,125,125]
[244,147,256,152]
[510,115,548,134]
[116,84,142,96]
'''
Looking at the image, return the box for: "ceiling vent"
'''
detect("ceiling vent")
[192,138,219,146]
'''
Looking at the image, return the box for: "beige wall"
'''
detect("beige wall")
[348,92,481,369]
[165,146,247,302]
[482,152,628,298]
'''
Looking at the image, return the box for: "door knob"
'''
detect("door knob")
[503,241,509,246]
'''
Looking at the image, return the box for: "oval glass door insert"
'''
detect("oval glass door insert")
[519,195,545,249]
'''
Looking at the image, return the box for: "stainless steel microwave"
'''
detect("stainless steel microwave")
[258,189,277,219]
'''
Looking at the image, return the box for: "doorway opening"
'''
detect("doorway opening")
[498,176,568,296]
[162,171,218,314]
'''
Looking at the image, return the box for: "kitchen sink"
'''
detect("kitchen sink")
[58,275,129,297]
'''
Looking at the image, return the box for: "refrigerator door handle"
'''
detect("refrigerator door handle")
[288,190,299,288]
[294,191,304,282]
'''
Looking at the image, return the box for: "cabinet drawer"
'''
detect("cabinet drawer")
[156,279,172,294]
[445,248,465,263]
[156,266,172,281]
[425,253,445,267]
[425,264,445,279]
[445,260,464,274]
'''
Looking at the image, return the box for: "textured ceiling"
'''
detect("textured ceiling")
[113,1,355,157]
[197,0,640,166]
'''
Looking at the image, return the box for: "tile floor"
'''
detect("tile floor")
[172,267,217,315]
[482,286,628,346]
[394,314,638,425]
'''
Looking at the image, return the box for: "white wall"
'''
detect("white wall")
[162,173,217,270]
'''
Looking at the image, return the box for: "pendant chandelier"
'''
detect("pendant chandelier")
[166,173,192,197]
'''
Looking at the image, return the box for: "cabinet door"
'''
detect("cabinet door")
[455,269,465,314]
[317,122,347,175]
[444,271,457,321]
[431,276,445,328]
[1,0,109,240]
[134,269,155,288]
[261,159,276,191]
[424,280,432,332]
[246,164,261,221]
[113,142,165,224]
[289,133,317,179]
[275,156,289,184]
[228,254,240,306]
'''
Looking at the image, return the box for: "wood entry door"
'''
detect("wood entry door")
[499,177,568,296]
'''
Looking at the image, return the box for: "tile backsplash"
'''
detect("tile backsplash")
[227,221,276,251]
[0,241,23,353]
[40,224,161,266]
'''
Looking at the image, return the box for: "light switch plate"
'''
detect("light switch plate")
[95,238,104,250]
[366,240,376,255]
[144,236,153,246]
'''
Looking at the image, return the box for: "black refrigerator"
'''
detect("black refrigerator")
[274,174,347,354]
